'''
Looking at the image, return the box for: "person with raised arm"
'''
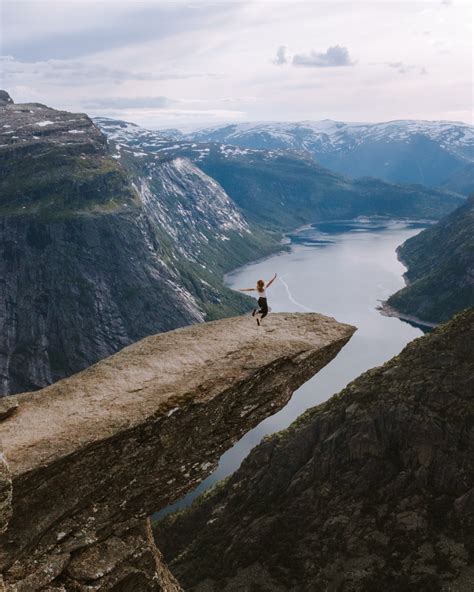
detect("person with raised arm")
[239,273,277,326]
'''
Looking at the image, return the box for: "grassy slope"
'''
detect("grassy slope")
[387,195,474,323]
[197,150,464,232]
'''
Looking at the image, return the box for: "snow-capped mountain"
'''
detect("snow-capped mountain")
[94,116,280,164]
[95,117,464,232]
[188,119,474,157]
[184,119,474,192]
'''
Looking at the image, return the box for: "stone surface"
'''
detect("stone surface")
[0,455,11,535]
[0,92,277,396]
[0,402,17,423]
[156,309,474,591]
[0,312,354,590]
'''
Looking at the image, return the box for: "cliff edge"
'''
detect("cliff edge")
[0,312,355,591]
[0,91,277,396]
[157,309,474,591]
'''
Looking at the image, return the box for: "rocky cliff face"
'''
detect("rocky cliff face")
[0,92,278,396]
[156,309,474,592]
[386,195,474,324]
[0,312,355,591]
[95,117,464,232]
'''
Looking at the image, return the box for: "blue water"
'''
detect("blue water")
[157,218,428,517]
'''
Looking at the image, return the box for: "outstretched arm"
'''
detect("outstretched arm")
[239,288,255,292]
[266,273,277,289]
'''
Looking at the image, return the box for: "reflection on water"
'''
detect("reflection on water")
[156,218,429,518]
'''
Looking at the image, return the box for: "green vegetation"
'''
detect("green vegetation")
[199,150,464,232]
[387,195,474,323]
[441,162,474,196]
[0,149,138,217]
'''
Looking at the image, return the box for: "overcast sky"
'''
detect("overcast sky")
[1,0,472,129]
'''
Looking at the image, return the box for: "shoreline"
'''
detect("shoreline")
[225,216,430,286]
[159,218,432,519]
[381,234,439,330]
[377,301,438,329]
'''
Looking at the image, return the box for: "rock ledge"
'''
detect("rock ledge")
[0,312,354,591]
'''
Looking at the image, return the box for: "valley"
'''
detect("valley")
[0,89,472,592]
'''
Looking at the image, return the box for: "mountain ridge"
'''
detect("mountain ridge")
[173,118,474,192]
[0,92,467,395]
[95,117,464,232]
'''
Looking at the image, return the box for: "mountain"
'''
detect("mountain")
[193,149,463,231]
[95,117,464,232]
[0,93,277,396]
[184,119,474,193]
[441,162,474,196]
[386,195,474,324]
[0,99,467,396]
[156,308,474,592]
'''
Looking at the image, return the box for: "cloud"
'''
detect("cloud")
[273,46,288,65]
[82,96,175,110]
[292,45,354,68]
[1,2,241,61]
[0,1,470,127]
[388,61,406,73]
[0,56,218,87]
[86,107,247,130]
[387,62,428,76]
[79,95,256,112]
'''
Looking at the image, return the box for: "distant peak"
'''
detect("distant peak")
[0,90,13,106]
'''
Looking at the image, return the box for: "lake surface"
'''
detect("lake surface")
[157,218,429,517]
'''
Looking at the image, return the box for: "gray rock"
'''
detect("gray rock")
[0,312,354,590]
[156,309,474,591]
[0,95,277,396]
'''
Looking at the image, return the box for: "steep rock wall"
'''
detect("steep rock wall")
[0,313,355,590]
[0,92,278,396]
[156,309,474,591]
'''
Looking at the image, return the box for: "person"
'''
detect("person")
[239,273,277,326]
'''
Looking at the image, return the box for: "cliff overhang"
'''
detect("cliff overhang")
[0,312,355,590]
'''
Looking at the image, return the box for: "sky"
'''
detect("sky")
[0,0,472,130]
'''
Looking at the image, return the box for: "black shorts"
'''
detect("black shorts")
[258,297,268,317]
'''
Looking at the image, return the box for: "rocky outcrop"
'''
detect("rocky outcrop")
[0,92,278,396]
[156,309,474,591]
[0,312,355,590]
